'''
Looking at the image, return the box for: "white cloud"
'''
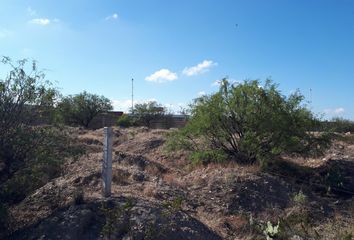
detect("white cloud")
[29,18,51,26]
[334,108,345,114]
[211,79,241,87]
[163,102,187,113]
[183,60,217,76]
[145,69,178,83]
[211,80,221,87]
[197,91,206,96]
[27,7,37,16]
[324,107,345,116]
[112,98,157,112]
[105,13,119,21]
[0,28,12,39]
[112,99,186,114]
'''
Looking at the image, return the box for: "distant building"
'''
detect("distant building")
[88,111,123,129]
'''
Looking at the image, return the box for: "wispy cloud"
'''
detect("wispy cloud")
[105,13,119,21]
[0,28,12,39]
[28,18,51,26]
[197,91,206,96]
[183,60,217,76]
[211,80,221,87]
[211,79,241,87]
[145,69,178,83]
[112,98,157,112]
[112,99,186,114]
[324,107,345,117]
[27,7,37,16]
[28,17,60,26]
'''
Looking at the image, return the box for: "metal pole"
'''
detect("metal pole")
[131,78,134,114]
[102,127,113,197]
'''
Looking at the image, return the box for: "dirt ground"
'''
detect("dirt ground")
[9,127,354,240]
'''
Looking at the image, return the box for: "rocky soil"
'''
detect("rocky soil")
[8,127,354,239]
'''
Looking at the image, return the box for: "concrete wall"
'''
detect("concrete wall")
[88,111,123,129]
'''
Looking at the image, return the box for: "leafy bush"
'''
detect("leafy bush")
[133,101,173,128]
[100,199,135,239]
[262,221,280,240]
[57,91,113,128]
[117,114,135,128]
[0,57,85,235]
[0,126,84,205]
[293,190,307,205]
[168,79,330,165]
[325,117,354,133]
[0,57,58,179]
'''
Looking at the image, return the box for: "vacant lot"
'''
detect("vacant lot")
[9,127,354,239]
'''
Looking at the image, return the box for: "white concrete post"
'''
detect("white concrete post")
[102,127,113,197]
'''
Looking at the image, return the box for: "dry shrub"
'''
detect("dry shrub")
[112,169,131,185]
[143,184,159,198]
[145,164,163,176]
[224,215,250,232]
[162,173,185,188]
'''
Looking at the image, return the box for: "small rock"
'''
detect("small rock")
[290,235,304,240]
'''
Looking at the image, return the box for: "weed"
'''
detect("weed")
[112,169,130,185]
[73,187,85,205]
[262,221,280,240]
[100,198,135,239]
[224,172,237,187]
[293,190,307,205]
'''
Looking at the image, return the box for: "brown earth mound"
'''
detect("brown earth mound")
[7,127,354,239]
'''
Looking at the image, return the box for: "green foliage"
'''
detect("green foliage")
[336,134,354,144]
[320,117,354,133]
[168,79,330,164]
[116,114,134,128]
[262,221,280,240]
[293,190,307,205]
[132,101,172,128]
[57,91,112,128]
[190,149,227,165]
[0,126,84,205]
[0,57,58,127]
[0,57,58,178]
[100,199,134,239]
[0,58,85,235]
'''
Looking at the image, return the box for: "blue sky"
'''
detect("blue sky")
[0,0,353,119]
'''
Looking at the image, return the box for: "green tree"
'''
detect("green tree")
[0,57,84,237]
[168,79,330,165]
[0,57,57,179]
[117,114,135,128]
[328,117,354,133]
[133,101,171,128]
[58,91,113,128]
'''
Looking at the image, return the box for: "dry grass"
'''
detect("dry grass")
[145,164,164,176]
[112,168,131,185]
[143,184,159,198]
[224,214,250,232]
[162,173,186,188]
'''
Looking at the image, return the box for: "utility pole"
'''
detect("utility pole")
[131,78,134,114]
